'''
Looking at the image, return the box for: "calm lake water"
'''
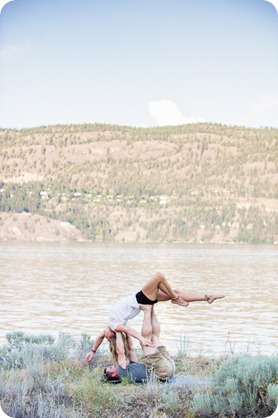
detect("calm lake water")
[0,242,277,356]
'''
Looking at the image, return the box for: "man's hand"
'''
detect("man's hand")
[141,338,155,347]
[83,351,94,364]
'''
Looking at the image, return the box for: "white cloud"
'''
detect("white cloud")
[148,100,205,126]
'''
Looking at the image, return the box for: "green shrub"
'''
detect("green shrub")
[0,331,122,417]
[0,368,75,418]
[74,333,94,362]
[267,383,278,411]
[6,331,55,347]
[192,354,278,417]
[0,331,78,369]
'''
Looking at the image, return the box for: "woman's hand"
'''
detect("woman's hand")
[141,338,155,347]
[83,351,95,364]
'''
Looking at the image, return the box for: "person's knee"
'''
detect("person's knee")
[153,272,166,283]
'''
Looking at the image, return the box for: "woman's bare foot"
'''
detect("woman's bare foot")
[171,296,189,307]
[205,294,225,304]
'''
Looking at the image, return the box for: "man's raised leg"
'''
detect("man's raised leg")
[139,305,156,356]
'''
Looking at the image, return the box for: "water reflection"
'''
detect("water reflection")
[0,242,277,355]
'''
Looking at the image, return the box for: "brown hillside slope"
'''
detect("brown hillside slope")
[0,212,85,242]
[0,123,277,243]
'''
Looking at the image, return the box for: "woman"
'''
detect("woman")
[84,272,225,364]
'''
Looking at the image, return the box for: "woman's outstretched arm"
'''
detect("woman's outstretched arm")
[114,324,155,348]
[83,329,106,364]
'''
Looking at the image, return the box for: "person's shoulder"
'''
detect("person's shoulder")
[96,328,106,337]
[128,361,147,370]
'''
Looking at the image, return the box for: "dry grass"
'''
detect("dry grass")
[1,332,277,417]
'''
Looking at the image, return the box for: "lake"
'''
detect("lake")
[0,242,277,356]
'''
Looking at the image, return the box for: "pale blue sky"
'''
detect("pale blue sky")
[0,0,277,129]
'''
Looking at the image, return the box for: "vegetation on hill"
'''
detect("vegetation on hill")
[0,123,277,243]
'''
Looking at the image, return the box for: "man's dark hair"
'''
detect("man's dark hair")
[104,366,121,381]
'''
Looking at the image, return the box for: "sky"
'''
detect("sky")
[0,0,277,129]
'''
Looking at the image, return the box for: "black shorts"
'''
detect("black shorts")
[136,290,158,305]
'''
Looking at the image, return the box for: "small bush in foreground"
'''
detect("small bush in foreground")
[0,332,94,417]
[0,367,75,418]
[192,354,278,418]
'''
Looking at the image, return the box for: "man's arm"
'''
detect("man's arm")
[83,330,105,364]
[114,324,155,347]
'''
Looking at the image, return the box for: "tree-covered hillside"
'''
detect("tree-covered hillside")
[0,123,277,243]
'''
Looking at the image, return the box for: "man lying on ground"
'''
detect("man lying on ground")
[103,304,175,383]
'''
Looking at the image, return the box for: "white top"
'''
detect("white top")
[108,294,141,331]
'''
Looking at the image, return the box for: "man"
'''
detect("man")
[104,304,175,383]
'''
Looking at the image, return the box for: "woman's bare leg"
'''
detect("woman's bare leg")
[205,294,225,304]
[141,273,188,307]
[156,289,225,304]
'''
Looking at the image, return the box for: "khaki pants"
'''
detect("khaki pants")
[141,345,175,381]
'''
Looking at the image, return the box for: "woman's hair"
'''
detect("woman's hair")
[109,332,130,362]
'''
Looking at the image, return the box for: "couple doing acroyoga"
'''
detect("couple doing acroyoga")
[84,272,225,382]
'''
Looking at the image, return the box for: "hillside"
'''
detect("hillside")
[0,212,85,242]
[0,123,277,243]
